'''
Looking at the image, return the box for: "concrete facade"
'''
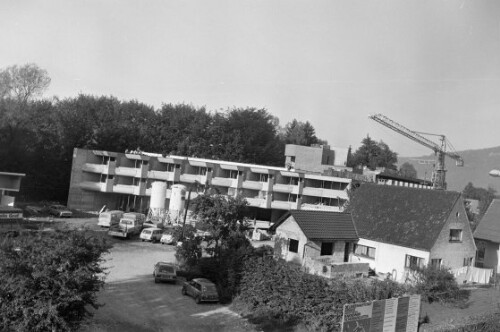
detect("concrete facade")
[0,171,25,207]
[284,144,349,173]
[68,148,352,220]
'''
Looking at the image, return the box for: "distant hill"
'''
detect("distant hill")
[399,146,500,194]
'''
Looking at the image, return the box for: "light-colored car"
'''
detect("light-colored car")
[181,278,219,304]
[98,210,124,227]
[48,205,72,218]
[160,233,176,245]
[153,262,177,283]
[140,227,163,242]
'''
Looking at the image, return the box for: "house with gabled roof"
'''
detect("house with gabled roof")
[270,210,359,267]
[349,184,476,282]
[473,199,500,271]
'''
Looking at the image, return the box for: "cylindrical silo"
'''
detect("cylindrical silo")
[150,181,167,209]
[168,184,186,224]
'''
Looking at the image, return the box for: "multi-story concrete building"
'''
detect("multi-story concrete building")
[68,145,352,223]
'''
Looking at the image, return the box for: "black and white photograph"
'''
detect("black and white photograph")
[1,1,500,331]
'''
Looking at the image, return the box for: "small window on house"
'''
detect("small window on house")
[430,259,442,269]
[320,242,334,256]
[405,255,424,270]
[110,157,116,162]
[463,257,473,267]
[108,175,114,180]
[354,244,376,259]
[288,239,299,253]
[290,156,296,162]
[142,160,149,166]
[449,229,462,242]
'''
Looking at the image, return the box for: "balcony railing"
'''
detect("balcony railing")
[211,177,238,188]
[113,184,136,194]
[301,187,348,199]
[241,181,264,191]
[147,170,174,181]
[300,203,342,212]
[82,163,106,174]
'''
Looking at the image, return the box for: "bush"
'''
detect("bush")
[234,257,409,331]
[411,266,470,304]
[0,229,111,331]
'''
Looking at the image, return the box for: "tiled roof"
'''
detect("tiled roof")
[474,199,500,243]
[349,184,461,251]
[272,210,358,241]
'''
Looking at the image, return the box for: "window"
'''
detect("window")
[288,239,299,253]
[463,257,473,267]
[110,157,116,162]
[320,242,334,256]
[259,174,269,182]
[405,255,424,270]
[449,229,462,242]
[166,164,175,172]
[198,167,207,176]
[430,259,442,269]
[354,244,376,259]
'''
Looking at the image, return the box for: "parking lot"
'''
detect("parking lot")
[54,217,258,332]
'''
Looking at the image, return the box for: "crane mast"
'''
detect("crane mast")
[369,114,464,190]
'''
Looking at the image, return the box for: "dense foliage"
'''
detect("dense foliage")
[234,257,409,331]
[462,182,496,223]
[0,63,331,202]
[0,229,111,331]
[347,135,398,170]
[410,266,469,305]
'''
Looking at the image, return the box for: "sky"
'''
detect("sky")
[2,0,500,157]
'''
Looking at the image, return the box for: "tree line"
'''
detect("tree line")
[0,64,326,202]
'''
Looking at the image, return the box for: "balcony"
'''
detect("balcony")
[180,174,208,184]
[272,183,301,194]
[115,164,148,178]
[245,197,268,208]
[148,170,174,182]
[211,177,238,188]
[300,204,343,212]
[113,184,136,195]
[80,181,113,192]
[271,201,294,210]
[301,187,348,199]
[242,181,264,191]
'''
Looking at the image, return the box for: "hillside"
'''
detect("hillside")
[399,146,500,194]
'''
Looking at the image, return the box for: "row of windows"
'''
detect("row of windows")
[354,244,376,258]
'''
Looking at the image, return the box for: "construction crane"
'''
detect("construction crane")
[369,113,464,190]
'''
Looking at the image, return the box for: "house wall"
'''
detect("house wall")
[475,239,500,272]
[351,238,430,282]
[430,197,477,269]
[274,216,308,265]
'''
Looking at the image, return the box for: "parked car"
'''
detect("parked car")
[140,227,163,242]
[181,278,219,304]
[48,204,72,218]
[160,233,176,245]
[98,210,124,227]
[153,262,177,283]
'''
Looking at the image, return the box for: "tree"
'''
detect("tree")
[462,182,496,220]
[0,229,111,331]
[348,135,398,170]
[0,63,51,103]
[190,193,249,259]
[399,162,418,178]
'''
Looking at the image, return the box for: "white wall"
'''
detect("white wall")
[275,216,308,265]
[350,238,430,282]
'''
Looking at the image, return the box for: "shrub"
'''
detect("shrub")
[411,266,470,304]
[0,229,111,331]
[234,257,409,331]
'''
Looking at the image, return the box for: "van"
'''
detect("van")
[122,212,146,227]
[140,227,163,242]
[98,210,124,227]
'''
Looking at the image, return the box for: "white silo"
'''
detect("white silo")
[168,184,186,224]
[149,181,167,225]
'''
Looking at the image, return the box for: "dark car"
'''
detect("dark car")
[181,278,219,304]
[153,262,177,283]
[47,204,72,218]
